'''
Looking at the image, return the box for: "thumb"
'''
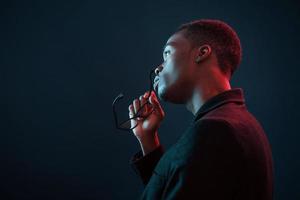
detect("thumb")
[149,92,164,116]
[148,91,157,105]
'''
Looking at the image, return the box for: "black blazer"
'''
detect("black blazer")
[130,88,273,200]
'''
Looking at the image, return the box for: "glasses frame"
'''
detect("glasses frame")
[112,68,157,131]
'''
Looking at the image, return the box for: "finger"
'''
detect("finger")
[133,99,140,116]
[128,104,137,128]
[143,91,151,99]
[143,91,155,114]
[128,104,134,118]
[139,95,148,115]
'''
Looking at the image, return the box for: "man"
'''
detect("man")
[128,19,273,199]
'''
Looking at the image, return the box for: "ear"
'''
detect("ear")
[195,45,212,63]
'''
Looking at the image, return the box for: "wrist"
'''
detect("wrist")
[138,131,160,156]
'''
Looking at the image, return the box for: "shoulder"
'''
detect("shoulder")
[195,118,234,131]
[193,118,239,143]
[170,119,243,165]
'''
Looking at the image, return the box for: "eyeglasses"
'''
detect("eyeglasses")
[112,67,157,131]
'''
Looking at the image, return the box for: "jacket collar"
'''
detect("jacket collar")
[193,88,245,122]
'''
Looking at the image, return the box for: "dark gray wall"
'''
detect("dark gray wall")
[1,0,299,199]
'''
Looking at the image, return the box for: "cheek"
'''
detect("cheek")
[162,58,180,85]
[161,51,188,86]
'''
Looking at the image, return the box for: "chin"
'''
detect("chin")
[158,85,187,104]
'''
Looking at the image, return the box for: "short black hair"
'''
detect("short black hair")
[176,19,242,78]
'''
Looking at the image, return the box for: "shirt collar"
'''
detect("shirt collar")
[193,88,245,122]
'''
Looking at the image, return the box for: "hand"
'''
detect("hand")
[128,91,165,141]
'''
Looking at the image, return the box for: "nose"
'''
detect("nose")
[154,64,163,75]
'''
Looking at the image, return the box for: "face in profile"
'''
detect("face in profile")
[156,31,197,104]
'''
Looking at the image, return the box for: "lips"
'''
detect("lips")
[153,77,159,91]
[154,81,159,91]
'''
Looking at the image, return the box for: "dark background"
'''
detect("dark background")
[1,0,299,199]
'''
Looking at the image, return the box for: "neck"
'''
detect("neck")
[186,75,231,116]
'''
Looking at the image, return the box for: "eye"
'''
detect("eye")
[164,50,171,56]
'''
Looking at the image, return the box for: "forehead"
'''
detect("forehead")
[164,31,190,50]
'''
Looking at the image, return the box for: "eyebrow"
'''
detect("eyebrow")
[162,41,177,53]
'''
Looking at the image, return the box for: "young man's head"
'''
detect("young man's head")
[154,19,242,104]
